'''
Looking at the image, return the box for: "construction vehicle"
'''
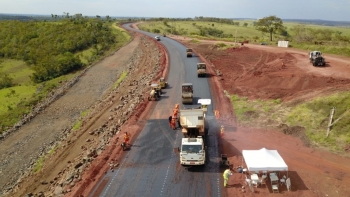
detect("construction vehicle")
[186,48,193,57]
[178,99,211,166]
[181,83,193,104]
[159,77,168,88]
[197,63,206,77]
[179,137,206,166]
[148,84,161,101]
[309,51,326,66]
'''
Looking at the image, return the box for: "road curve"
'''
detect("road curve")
[88,24,223,197]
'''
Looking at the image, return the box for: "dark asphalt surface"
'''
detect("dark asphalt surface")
[89,24,223,197]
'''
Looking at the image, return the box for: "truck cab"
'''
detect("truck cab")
[179,137,205,166]
[181,83,193,104]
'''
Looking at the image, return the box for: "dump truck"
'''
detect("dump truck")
[197,63,206,77]
[309,51,326,66]
[179,108,206,138]
[178,108,207,166]
[181,83,193,104]
[186,48,193,57]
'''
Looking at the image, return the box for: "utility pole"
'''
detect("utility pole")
[235,29,237,44]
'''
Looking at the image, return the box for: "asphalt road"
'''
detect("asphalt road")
[88,24,223,197]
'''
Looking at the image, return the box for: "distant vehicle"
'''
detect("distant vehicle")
[260,42,268,45]
[181,83,193,104]
[186,48,193,57]
[309,51,326,66]
[155,36,160,41]
[197,63,206,77]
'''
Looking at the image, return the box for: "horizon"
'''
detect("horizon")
[1,0,350,21]
[1,12,350,23]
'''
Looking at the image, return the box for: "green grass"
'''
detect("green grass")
[285,92,350,151]
[0,86,36,113]
[230,91,350,153]
[75,48,95,65]
[72,109,89,130]
[113,70,128,89]
[0,73,77,132]
[0,59,34,85]
[33,156,45,173]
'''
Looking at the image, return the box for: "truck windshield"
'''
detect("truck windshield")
[182,145,202,153]
[182,86,193,93]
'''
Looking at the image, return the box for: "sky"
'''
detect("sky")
[1,0,350,21]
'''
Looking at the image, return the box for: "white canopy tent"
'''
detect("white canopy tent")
[242,148,288,172]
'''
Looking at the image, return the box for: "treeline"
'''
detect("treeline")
[147,16,240,25]
[0,18,116,83]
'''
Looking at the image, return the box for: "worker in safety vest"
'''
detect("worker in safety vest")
[124,132,130,145]
[214,110,220,120]
[223,168,233,187]
[220,125,225,137]
[170,117,176,130]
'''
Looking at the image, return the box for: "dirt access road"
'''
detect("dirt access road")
[3,25,350,197]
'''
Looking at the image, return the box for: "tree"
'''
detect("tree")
[255,15,284,41]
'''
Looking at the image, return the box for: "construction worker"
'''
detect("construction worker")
[168,115,172,128]
[214,110,220,120]
[171,117,176,130]
[124,132,130,145]
[223,168,233,187]
[220,125,225,137]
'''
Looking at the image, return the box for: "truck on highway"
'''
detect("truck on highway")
[180,137,205,166]
[186,48,193,57]
[197,63,206,77]
[181,83,193,104]
[178,106,208,166]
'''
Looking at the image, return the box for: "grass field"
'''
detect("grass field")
[0,22,130,133]
[230,92,350,153]
[139,20,350,57]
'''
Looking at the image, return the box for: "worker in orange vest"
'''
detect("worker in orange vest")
[220,125,225,137]
[215,110,220,120]
[124,132,130,145]
[171,117,177,130]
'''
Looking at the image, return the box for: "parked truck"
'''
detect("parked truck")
[181,83,193,104]
[178,104,209,166]
[197,63,206,77]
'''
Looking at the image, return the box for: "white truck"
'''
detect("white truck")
[178,100,210,166]
[180,137,206,166]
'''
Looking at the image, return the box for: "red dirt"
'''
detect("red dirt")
[173,36,350,197]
